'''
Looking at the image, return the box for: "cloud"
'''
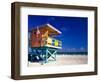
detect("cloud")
[60,27,67,31]
[80,47,84,50]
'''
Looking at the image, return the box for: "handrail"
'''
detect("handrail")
[46,37,62,47]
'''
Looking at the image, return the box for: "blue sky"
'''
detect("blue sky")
[28,15,88,52]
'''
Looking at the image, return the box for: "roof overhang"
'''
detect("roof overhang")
[31,23,62,36]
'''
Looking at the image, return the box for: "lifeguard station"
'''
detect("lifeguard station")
[28,23,62,64]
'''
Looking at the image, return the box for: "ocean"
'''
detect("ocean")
[57,52,88,55]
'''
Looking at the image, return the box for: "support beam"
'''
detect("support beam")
[28,47,57,64]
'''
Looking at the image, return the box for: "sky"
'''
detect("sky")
[28,15,88,52]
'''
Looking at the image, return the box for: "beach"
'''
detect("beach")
[28,55,88,67]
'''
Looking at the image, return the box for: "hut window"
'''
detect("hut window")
[38,40,41,43]
[34,32,36,34]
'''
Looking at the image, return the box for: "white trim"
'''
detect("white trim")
[47,23,62,34]
[45,44,62,49]
[20,6,95,75]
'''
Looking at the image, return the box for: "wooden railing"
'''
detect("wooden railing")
[45,37,62,48]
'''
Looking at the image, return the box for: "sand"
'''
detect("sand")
[28,55,88,67]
